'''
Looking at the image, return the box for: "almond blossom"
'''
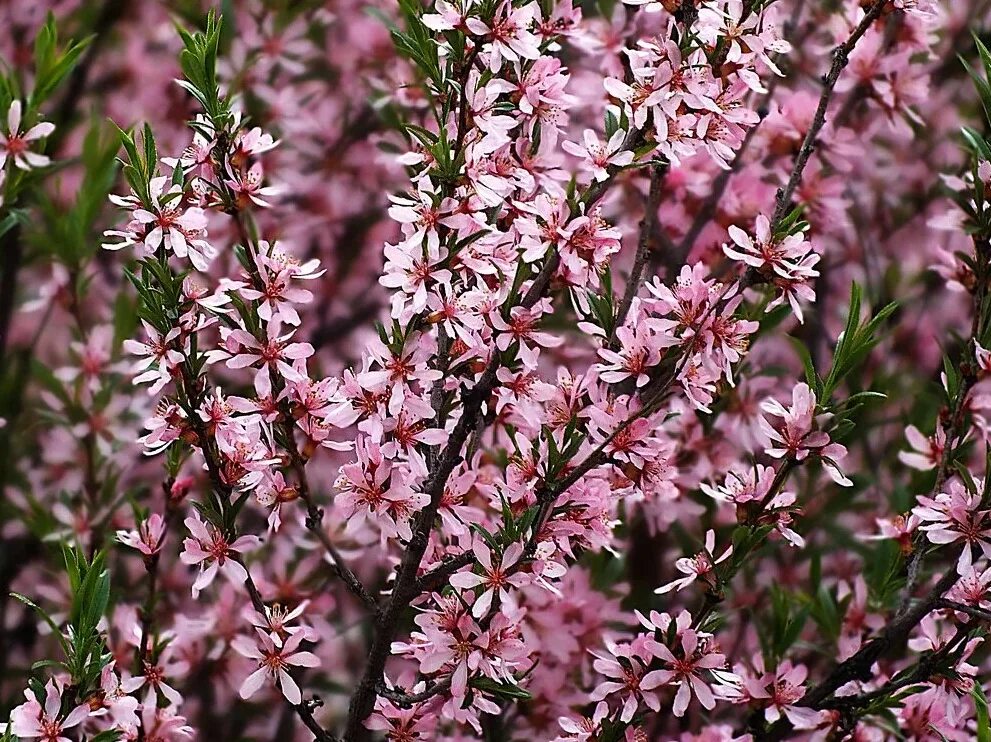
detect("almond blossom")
[179,514,261,597]
[760,382,852,485]
[232,627,320,705]
[0,100,54,171]
[8,0,991,740]
[562,128,635,182]
[5,679,89,742]
[449,540,530,618]
[117,513,167,557]
[913,480,991,569]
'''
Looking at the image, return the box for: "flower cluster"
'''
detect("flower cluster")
[5,1,991,741]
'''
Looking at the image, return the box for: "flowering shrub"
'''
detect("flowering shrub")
[6,0,991,739]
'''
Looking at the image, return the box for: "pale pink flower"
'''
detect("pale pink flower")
[93,662,140,728]
[760,383,852,485]
[562,129,634,182]
[655,530,732,594]
[239,245,324,326]
[366,696,433,740]
[226,161,282,208]
[0,100,55,170]
[6,679,89,742]
[450,540,529,618]
[589,637,661,722]
[913,481,991,569]
[899,424,946,471]
[217,323,314,395]
[103,176,216,271]
[724,215,807,274]
[120,642,189,706]
[232,627,320,705]
[466,1,541,72]
[643,612,734,717]
[117,513,167,556]
[179,514,261,597]
[123,321,183,393]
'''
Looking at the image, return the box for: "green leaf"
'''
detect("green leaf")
[471,676,532,701]
[30,13,92,108]
[10,592,69,656]
[0,209,28,241]
[787,335,820,396]
[973,683,991,742]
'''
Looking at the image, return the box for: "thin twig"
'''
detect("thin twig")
[609,165,666,346]
[771,0,888,227]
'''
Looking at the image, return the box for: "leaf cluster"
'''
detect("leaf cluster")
[11,546,113,700]
[176,10,231,129]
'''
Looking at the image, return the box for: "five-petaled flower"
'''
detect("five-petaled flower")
[5,679,89,742]
[232,626,321,705]
[450,540,530,618]
[0,100,55,171]
[179,514,261,597]
[760,382,852,486]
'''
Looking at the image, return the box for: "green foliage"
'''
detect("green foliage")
[31,13,92,109]
[0,14,89,210]
[391,0,444,89]
[974,683,991,742]
[756,586,809,668]
[794,282,897,410]
[862,538,905,609]
[115,123,160,209]
[10,546,113,700]
[955,36,991,237]
[964,33,991,131]
[805,580,842,644]
[471,676,532,701]
[36,121,120,268]
[772,205,809,241]
[124,253,188,337]
[176,10,231,128]
[0,209,29,242]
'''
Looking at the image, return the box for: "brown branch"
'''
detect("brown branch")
[413,551,475,595]
[771,0,888,227]
[231,212,377,611]
[175,358,338,742]
[800,567,957,705]
[236,562,340,742]
[342,250,562,740]
[376,677,452,707]
[298,487,378,610]
[134,481,179,676]
[609,165,666,347]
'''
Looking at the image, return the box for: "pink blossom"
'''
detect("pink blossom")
[179,514,261,597]
[899,424,946,471]
[642,612,735,717]
[232,626,320,705]
[655,530,732,594]
[103,176,217,271]
[215,323,314,395]
[589,637,660,722]
[449,540,529,618]
[0,100,55,170]
[466,2,542,72]
[913,481,991,569]
[760,383,852,485]
[562,129,634,182]
[117,512,167,556]
[6,679,89,742]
